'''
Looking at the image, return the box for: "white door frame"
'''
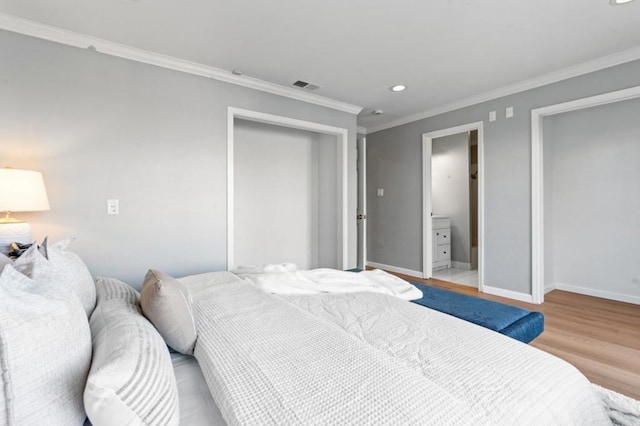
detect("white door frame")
[227,107,349,270]
[422,121,484,293]
[531,85,640,304]
[357,136,367,270]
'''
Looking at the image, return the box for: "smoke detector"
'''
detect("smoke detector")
[373,109,384,115]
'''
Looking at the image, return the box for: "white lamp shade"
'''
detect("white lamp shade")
[0,168,50,213]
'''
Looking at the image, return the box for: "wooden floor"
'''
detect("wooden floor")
[392,272,640,400]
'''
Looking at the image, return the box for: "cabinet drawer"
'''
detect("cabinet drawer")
[433,217,450,230]
[434,229,450,245]
[435,245,450,261]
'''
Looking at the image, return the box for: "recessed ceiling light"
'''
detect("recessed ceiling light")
[610,0,634,5]
[390,84,406,92]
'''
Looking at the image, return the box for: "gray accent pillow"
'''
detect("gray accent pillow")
[0,264,91,425]
[140,269,198,355]
[84,277,179,426]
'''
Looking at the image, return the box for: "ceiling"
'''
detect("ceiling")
[1,0,640,131]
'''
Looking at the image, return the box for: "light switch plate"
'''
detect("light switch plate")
[506,107,514,118]
[489,111,496,122]
[107,199,119,215]
[377,188,384,197]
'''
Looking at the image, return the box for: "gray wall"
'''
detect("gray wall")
[367,59,640,295]
[543,97,640,300]
[0,30,358,289]
[234,120,338,269]
[432,133,470,264]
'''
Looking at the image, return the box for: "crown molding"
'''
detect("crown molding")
[0,12,362,115]
[356,126,367,135]
[366,45,640,134]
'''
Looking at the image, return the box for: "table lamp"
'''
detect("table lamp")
[0,167,50,255]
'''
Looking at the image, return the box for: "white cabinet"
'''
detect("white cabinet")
[433,216,451,270]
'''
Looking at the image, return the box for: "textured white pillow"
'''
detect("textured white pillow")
[13,238,96,317]
[47,238,97,316]
[85,277,180,426]
[0,252,11,272]
[0,264,91,426]
[141,269,197,355]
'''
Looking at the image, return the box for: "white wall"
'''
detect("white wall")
[0,30,357,288]
[234,120,337,269]
[543,97,640,303]
[432,133,470,264]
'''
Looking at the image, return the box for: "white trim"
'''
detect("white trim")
[366,45,640,134]
[530,85,640,304]
[553,283,640,306]
[227,109,235,270]
[422,122,484,295]
[356,137,367,270]
[482,286,534,304]
[366,262,423,280]
[0,12,362,115]
[545,283,556,295]
[422,134,433,279]
[451,261,472,270]
[357,126,367,135]
[227,107,349,271]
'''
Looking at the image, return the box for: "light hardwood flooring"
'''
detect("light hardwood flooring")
[392,272,640,400]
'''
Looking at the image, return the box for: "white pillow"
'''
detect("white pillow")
[141,269,197,355]
[13,238,96,317]
[0,264,91,426]
[47,238,97,316]
[85,277,180,426]
[0,252,11,272]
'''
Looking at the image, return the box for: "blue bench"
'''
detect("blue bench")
[410,282,544,343]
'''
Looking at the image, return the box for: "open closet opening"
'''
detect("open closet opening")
[226,107,349,271]
[531,86,640,304]
[233,119,338,270]
[541,96,640,305]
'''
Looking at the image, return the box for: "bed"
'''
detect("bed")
[180,270,609,425]
[0,242,617,425]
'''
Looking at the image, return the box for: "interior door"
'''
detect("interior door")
[356,137,367,270]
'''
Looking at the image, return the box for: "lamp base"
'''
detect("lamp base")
[0,221,32,255]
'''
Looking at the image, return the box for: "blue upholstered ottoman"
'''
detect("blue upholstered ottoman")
[410,282,544,343]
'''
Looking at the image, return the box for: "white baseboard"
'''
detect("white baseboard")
[451,261,472,270]
[544,283,556,294]
[482,285,534,304]
[366,261,423,279]
[553,282,640,305]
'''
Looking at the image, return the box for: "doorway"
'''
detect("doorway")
[227,107,349,271]
[422,122,484,291]
[531,86,640,304]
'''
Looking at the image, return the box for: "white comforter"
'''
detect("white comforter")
[181,271,610,426]
[234,266,423,300]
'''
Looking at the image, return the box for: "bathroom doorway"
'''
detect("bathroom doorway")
[422,122,483,290]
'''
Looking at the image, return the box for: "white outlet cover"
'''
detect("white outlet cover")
[377,188,384,197]
[506,107,514,118]
[489,111,496,122]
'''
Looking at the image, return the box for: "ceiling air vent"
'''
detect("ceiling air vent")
[292,80,320,91]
